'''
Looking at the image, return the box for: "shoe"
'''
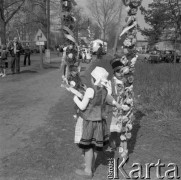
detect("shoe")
[119,150,129,166]
[80,163,95,174]
[2,74,6,77]
[75,169,93,179]
[0,73,3,77]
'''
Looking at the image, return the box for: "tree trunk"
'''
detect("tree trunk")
[174,25,178,63]
[0,21,6,45]
[113,2,123,56]
[0,0,6,44]
[47,0,50,49]
[174,37,177,63]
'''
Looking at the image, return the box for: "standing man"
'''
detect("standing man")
[8,37,22,74]
[97,43,103,59]
[24,44,31,66]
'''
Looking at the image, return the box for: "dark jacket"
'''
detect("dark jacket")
[8,42,23,57]
[97,46,103,59]
[24,46,31,55]
[80,87,107,121]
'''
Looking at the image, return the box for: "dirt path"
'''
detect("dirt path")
[0,68,64,158]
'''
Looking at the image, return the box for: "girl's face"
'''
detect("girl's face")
[114,69,123,79]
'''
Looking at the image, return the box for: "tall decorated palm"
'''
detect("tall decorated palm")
[110,0,142,165]
[61,0,78,47]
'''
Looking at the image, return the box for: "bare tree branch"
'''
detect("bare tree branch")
[5,0,25,24]
[88,0,121,41]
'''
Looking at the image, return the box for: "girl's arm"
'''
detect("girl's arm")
[106,94,122,110]
[73,88,94,111]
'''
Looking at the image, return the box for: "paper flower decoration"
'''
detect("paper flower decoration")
[125,132,132,139]
[119,147,124,153]
[125,97,133,105]
[121,56,129,65]
[123,38,132,47]
[126,123,133,131]
[130,56,138,67]
[122,66,130,75]
[128,75,134,83]
[120,135,126,141]
[70,81,76,87]
[130,0,142,7]
[128,7,138,15]
[122,115,129,123]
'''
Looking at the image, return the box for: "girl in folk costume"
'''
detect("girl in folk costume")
[109,55,134,161]
[72,66,122,179]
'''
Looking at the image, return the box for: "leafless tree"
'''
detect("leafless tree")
[88,0,123,42]
[0,0,26,44]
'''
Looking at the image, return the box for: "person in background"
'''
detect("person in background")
[59,45,64,57]
[0,45,8,77]
[8,37,23,74]
[24,44,31,66]
[96,43,103,59]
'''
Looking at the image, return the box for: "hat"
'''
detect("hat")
[110,57,124,71]
[91,66,109,86]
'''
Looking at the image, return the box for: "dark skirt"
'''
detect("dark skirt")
[78,119,109,151]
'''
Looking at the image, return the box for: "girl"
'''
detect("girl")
[109,54,136,164]
[73,66,122,178]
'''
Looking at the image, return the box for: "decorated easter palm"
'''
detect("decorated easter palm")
[110,0,142,163]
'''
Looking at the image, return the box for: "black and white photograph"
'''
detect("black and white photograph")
[0,0,181,179]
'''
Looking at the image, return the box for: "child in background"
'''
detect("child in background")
[67,65,85,90]
[73,66,122,179]
[0,45,8,77]
[67,65,87,120]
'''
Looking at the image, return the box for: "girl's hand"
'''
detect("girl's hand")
[115,102,122,110]
[73,95,79,103]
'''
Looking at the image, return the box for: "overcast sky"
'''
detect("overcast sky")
[75,0,152,40]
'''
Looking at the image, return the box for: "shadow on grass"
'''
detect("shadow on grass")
[20,70,38,74]
[94,110,145,171]
[43,65,60,69]
[95,148,115,171]
[128,110,145,154]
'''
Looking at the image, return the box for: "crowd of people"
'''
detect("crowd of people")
[0,37,31,77]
